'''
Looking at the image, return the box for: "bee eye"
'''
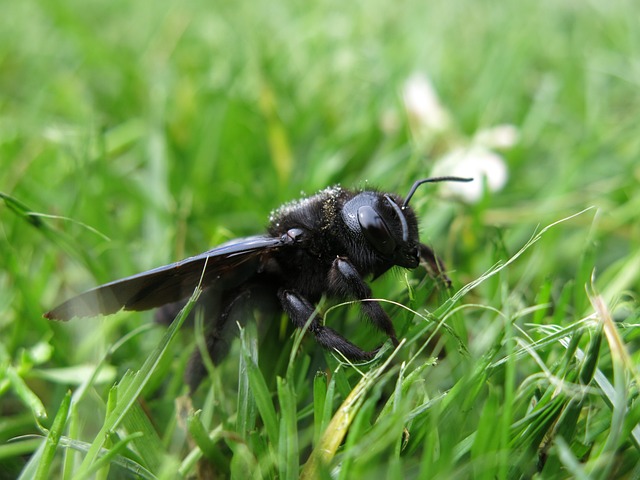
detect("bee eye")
[357,206,396,255]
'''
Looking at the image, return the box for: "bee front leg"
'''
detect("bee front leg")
[328,257,399,346]
[278,289,375,360]
[419,244,452,287]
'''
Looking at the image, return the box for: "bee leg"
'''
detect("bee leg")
[419,244,452,287]
[278,289,375,360]
[329,257,399,346]
[154,299,189,325]
[185,288,249,391]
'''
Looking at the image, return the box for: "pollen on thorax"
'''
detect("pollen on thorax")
[269,185,342,222]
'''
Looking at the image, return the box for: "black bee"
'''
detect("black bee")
[45,176,471,388]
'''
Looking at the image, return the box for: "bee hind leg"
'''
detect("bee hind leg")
[185,288,250,391]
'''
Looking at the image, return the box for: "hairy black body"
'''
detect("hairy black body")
[45,177,471,389]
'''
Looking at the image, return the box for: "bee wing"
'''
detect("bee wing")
[45,235,285,320]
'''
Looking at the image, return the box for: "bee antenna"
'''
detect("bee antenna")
[384,194,410,242]
[402,176,473,208]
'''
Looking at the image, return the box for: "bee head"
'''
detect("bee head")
[341,191,420,270]
[340,176,472,272]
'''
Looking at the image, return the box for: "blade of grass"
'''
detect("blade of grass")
[62,402,80,480]
[301,341,404,479]
[240,324,279,451]
[0,191,106,274]
[4,365,47,421]
[587,293,634,479]
[186,410,229,472]
[277,377,299,480]
[237,321,259,440]
[313,372,328,445]
[34,391,71,480]
[72,286,201,478]
[121,400,164,472]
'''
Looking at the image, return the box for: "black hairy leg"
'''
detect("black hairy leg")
[419,244,453,287]
[183,288,252,391]
[278,289,377,360]
[327,256,399,345]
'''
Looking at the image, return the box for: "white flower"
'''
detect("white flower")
[432,145,509,203]
[400,71,518,202]
[402,73,450,134]
[474,124,519,150]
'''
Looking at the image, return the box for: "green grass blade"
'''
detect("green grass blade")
[240,328,279,451]
[301,345,403,478]
[313,372,328,445]
[5,365,47,421]
[237,323,259,440]
[186,410,229,472]
[72,288,201,478]
[277,377,299,480]
[34,391,71,480]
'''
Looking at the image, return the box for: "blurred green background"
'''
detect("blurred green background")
[1,0,638,477]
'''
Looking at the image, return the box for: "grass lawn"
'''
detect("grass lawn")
[1,0,639,478]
